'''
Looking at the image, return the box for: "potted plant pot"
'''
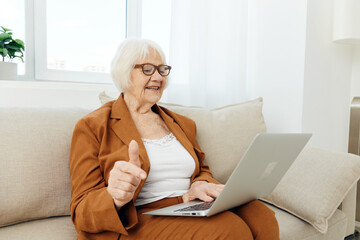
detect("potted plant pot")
[0,62,17,80]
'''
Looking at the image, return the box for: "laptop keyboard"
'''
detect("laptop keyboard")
[174,201,214,212]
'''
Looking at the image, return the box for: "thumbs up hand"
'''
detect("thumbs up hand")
[107,140,147,211]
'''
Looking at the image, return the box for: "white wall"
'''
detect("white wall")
[350,47,360,100]
[246,0,307,133]
[0,81,119,109]
[302,0,354,152]
[246,0,357,153]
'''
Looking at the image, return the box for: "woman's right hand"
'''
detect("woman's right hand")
[107,140,147,211]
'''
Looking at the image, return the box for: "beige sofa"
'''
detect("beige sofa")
[0,97,359,240]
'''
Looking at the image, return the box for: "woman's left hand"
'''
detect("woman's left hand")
[182,181,224,203]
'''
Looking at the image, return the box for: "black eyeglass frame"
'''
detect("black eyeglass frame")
[134,63,172,76]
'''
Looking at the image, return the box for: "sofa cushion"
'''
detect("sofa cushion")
[100,92,267,183]
[0,107,92,227]
[0,216,77,240]
[261,147,360,234]
[0,206,346,240]
[264,203,347,240]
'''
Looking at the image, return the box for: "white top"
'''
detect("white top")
[134,132,196,206]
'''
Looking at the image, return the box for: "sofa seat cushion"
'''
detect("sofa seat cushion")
[0,207,347,240]
[264,203,348,240]
[0,216,77,240]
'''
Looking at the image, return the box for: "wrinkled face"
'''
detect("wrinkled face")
[127,48,167,105]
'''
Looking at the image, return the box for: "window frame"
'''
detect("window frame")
[28,0,141,84]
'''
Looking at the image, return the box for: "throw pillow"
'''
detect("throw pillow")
[261,146,360,233]
[0,107,93,227]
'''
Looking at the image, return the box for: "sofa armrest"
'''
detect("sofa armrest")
[342,97,360,235]
[348,97,360,233]
[339,184,357,237]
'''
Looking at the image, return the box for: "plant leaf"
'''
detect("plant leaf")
[0,33,11,41]
[14,39,24,48]
[1,26,12,32]
[7,41,23,51]
[7,48,15,56]
[2,48,8,56]
[6,45,20,50]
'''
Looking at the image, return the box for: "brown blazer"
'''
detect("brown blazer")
[70,93,219,239]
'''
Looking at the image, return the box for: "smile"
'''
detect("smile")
[145,87,160,90]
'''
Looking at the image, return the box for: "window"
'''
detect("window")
[2,0,172,84]
[34,0,127,83]
[46,0,126,73]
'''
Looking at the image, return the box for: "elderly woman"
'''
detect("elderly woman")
[70,39,279,240]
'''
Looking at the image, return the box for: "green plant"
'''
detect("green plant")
[0,26,25,62]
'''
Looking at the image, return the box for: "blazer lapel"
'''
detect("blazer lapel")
[109,93,150,201]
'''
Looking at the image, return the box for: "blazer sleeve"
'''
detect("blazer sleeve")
[69,118,136,235]
[190,122,221,185]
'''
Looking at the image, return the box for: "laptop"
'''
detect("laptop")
[143,133,311,217]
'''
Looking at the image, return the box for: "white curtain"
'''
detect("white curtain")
[165,0,249,108]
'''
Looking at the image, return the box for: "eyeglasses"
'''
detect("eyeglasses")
[134,63,172,76]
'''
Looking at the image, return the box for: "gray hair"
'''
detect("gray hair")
[111,38,168,92]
